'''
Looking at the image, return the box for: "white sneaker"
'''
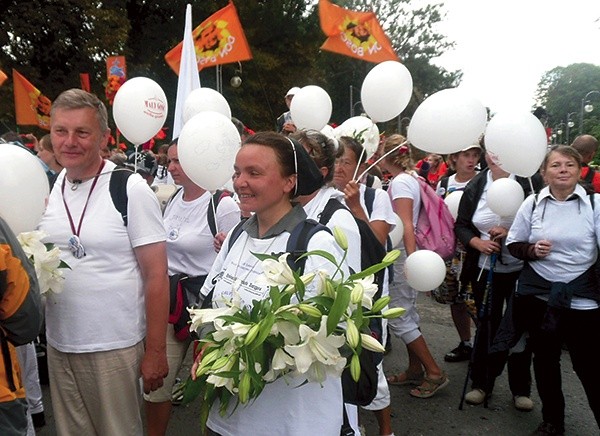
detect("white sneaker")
[465,388,486,405]
[514,395,534,411]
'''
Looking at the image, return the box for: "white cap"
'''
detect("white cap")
[286,87,301,97]
[460,144,481,152]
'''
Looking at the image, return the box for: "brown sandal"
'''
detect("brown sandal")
[410,372,449,398]
[387,370,425,386]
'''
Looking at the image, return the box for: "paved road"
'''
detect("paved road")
[38,293,597,435]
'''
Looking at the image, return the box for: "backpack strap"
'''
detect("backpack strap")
[584,166,595,184]
[365,173,375,188]
[227,220,247,252]
[318,198,345,225]
[285,219,330,273]
[207,190,232,237]
[440,176,449,197]
[364,186,376,217]
[109,168,134,226]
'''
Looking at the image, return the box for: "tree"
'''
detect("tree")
[535,63,600,140]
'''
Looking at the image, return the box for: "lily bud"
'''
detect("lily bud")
[297,304,322,318]
[350,283,364,305]
[350,354,361,382]
[360,333,385,353]
[324,280,336,298]
[346,319,360,349]
[333,226,348,250]
[238,372,251,404]
[382,307,406,319]
[244,323,260,346]
[370,296,391,313]
[382,249,401,264]
[300,272,316,286]
[211,356,231,371]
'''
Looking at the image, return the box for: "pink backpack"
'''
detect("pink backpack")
[414,176,456,260]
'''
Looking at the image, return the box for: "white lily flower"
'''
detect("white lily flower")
[272,320,300,345]
[256,253,296,286]
[188,306,236,333]
[17,231,48,258]
[212,320,252,342]
[284,316,346,375]
[351,275,379,310]
[303,356,347,384]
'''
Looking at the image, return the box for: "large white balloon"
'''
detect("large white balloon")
[443,191,463,221]
[333,116,380,157]
[404,250,446,292]
[487,178,524,217]
[178,111,241,191]
[408,88,487,154]
[361,61,413,122]
[183,87,231,123]
[485,111,547,177]
[113,77,168,145]
[388,215,404,249]
[0,144,49,235]
[290,85,332,131]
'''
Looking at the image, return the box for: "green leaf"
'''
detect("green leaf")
[251,251,277,261]
[297,249,338,266]
[252,312,275,350]
[327,286,351,335]
[180,376,203,406]
[348,261,391,280]
[269,286,282,309]
[275,310,302,325]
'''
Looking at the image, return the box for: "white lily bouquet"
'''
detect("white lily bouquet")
[183,227,404,430]
[17,230,69,295]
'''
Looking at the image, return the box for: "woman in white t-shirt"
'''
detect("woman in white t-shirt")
[332,135,397,435]
[192,132,348,436]
[379,134,449,399]
[144,140,241,435]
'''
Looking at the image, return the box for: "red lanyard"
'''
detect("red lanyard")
[61,160,105,237]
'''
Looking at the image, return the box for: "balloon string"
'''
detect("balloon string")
[211,193,219,234]
[356,140,408,182]
[352,147,367,181]
[528,177,534,196]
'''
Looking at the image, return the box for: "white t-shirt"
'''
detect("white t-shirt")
[388,172,421,228]
[201,213,346,436]
[436,173,474,197]
[303,186,362,273]
[164,190,240,276]
[39,161,166,353]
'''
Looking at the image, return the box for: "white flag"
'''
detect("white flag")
[172,4,201,140]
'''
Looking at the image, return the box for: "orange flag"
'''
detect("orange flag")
[0,69,7,86]
[12,69,51,130]
[319,0,399,63]
[165,1,252,73]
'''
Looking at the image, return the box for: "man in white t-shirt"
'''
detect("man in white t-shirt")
[39,89,169,435]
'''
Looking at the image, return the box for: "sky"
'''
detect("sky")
[429,0,600,114]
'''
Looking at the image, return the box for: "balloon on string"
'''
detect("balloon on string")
[183,87,232,123]
[333,116,380,156]
[290,85,332,131]
[487,178,524,217]
[484,111,547,177]
[407,88,487,154]
[404,250,446,292]
[388,215,404,249]
[361,61,413,122]
[0,144,49,235]
[177,111,241,191]
[113,77,168,145]
[443,191,463,221]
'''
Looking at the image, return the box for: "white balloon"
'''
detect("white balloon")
[361,61,413,122]
[408,88,487,154]
[113,77,168,145]
[443,191,463,221]
[388,215,404,249]
[290,85,332,131]
[333,116,380,156]
[485,111,547,177]
[178,111,241,191]
[404,250,447,292]
[183,87,231,124]
[0,144,49,235]
[487,178,524,217]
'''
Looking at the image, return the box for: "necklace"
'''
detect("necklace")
[61,160,106,258]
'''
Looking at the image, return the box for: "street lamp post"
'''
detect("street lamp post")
[565,111,577,144]
[555,122,565,144]
[579,90,600,135]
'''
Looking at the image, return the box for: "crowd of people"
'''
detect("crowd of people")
[1,87,599,436]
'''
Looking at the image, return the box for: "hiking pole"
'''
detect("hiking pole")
[459,253,497,410]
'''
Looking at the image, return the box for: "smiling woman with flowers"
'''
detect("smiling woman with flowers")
[188,132,401,436]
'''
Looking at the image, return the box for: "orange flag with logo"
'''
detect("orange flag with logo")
[165,1,252,73]
[319,0,398,63]
[12,69,51,130]
[0,69,7,86]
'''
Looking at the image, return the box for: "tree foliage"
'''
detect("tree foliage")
[535,63,600,141]
[0,0,460,144]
